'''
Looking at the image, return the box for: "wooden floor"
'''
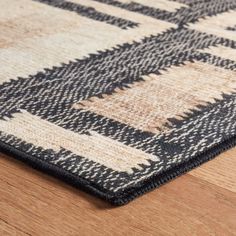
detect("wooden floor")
[0,147,236,236]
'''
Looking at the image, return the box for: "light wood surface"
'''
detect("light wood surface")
[0,148,236,236]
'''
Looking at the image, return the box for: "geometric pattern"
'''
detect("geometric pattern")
[74,61,236,133]
[1,0,236,205]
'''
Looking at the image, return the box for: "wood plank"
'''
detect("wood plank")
[1,148,236,235]
[190,147,236,193]
[0,219,28,236]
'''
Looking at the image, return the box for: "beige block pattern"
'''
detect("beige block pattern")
[118,0,188,12]
[198,45,236,62]
[189,10,236,41]
[0,5,79,48]
[0,0,175,83]
[0,111,158,173]
[74,61,236,133]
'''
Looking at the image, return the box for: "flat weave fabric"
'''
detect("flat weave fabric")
[1,0,236,205]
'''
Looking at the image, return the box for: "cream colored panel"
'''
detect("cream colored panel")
[198,45,236,62]
[0,0,45,21]
[0,111,158,173]
[118,0,188,12]
[74,61,236,133]
[189,10,236,41]
[0,0,175,83]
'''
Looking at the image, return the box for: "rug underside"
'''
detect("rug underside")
[0,0,236,205]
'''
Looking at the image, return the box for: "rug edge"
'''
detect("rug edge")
[111,135,236,205]
[0,134,236,206]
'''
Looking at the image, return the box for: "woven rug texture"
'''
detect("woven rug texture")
[0,0,236,205]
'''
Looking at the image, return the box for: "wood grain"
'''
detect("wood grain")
[190,149,236,193]
[0,148,236,235]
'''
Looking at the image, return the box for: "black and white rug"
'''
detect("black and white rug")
[1,0,236,205]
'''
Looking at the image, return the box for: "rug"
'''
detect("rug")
[1,0,236,205]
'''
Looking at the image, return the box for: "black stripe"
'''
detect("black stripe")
[33,0,139,29]
[226,25,236,31]
[93,0,236,26]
